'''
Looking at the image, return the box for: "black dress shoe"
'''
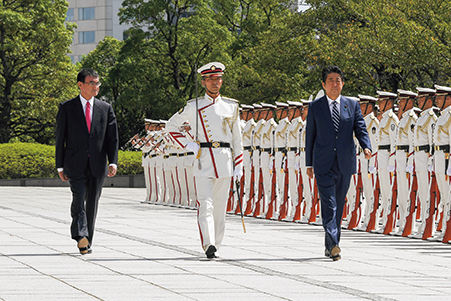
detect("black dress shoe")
[330,245,341,261]
[325,245,341,261]
[77,237,91,255]
[205,245,217,259]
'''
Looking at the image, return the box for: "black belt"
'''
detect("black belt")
[252,146,260,150]
[414,145,430,153]
[200,142,230,148]
[286,147,298,152]
[261,147,272,153]
[185,152,194,156]
[396,145,409,152]
[168,153,179,157]
[274,147,286,153]
[150,154,158,158]
[378,145,390,150]
[163,155,169,159]
[244,146,253,150]
[435,145,450,153]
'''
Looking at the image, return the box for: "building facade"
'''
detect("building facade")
[66,0,131,64]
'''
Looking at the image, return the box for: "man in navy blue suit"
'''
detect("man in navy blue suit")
[305,66,372,261]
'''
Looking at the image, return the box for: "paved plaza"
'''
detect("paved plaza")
[0,186,450,301]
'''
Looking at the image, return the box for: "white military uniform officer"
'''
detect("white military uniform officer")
[392,90,418,236]
[251,105,266,216]
[356,95,379,231]
[166,62,243,259]
[410,87,437,239]
[431,85,451,241]
[259,103,278,218]
[374,91,399,233]
[241,104,256,213]
[273,101,291,219]
[285,101,304,221]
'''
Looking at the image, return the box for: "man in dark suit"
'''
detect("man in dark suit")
[55,69,119,255]
[305,66,371,261]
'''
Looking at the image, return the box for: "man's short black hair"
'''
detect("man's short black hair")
[322,66,345,83]
[77,68,99,83]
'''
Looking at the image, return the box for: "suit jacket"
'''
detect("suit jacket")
[55,96,119,178]
[305,95,371,176]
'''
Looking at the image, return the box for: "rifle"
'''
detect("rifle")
[121,129,146,151]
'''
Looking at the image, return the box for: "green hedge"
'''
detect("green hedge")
[0,143,143,179]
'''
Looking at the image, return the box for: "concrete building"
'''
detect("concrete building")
[66,0,131,64]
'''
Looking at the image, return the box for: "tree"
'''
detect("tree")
[0,0,77,144]
[299,0,451,95]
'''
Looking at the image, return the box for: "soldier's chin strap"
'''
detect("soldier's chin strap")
[381,99,390,113]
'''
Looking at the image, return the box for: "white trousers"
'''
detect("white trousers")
[196,176,231,251]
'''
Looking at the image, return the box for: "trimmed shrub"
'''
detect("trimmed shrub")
[0,143,143,179]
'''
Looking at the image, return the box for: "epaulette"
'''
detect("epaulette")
[222,96,239,103]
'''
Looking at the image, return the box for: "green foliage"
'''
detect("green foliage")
[0,0,78,144]
[0,143,143,179]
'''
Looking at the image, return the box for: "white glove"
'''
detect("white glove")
[405,165,414,174]
[428,164,434,172]
[447,165,451,176]
[233,168,243,181]
[368,166,377,174]
[294,162,300,170]
[387,165,395,172]
[186,142,199,154]
[269,160,274,170]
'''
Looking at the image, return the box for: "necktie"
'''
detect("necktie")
[332,101,340,132]
[86,101,91,133]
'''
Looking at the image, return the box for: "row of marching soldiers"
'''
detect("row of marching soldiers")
[125,85,451,244]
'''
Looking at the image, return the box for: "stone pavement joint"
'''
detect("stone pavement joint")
[1,187,450,301]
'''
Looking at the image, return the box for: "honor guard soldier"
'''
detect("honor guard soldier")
[285,101,304,221]
[356,95,379,231]
[299,97,314,223]
[391,90,418,236]
[373,91,399,234]
[259,103,278,218]
[409,87,437,239]
[166,62,243,259]
[251,104,266,216]
[142,119,160,203]
[241,104,256,214]
[274,101,291,219]
[431,85,451,241]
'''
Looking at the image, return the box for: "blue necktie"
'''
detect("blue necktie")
[332,101,340,132]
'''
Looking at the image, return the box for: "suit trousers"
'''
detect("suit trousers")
[69,159,105,244]
[196,176,231,251]
[315,156,352,251]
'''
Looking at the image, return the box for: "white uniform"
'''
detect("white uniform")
[358,112,379,230]
[259,117,277,217]
[252,118,266,216]
[299,119,314,223]
[411,107,437,238]
[242,118,256,213]
[376,108,399,232]
[286,116,304,221]
[274,116,290,218]
[393,108,417,235]
[433,105,451,239]
[167,94,243,251]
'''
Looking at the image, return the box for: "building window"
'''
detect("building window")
[68,55,75,64]
[66,8,74,21]
[78,7,95,20]
[79,31,95,44]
